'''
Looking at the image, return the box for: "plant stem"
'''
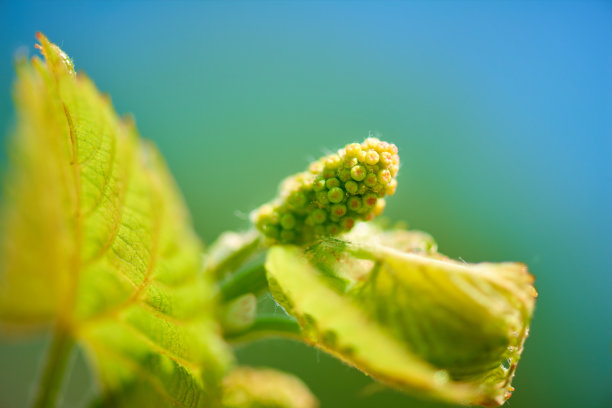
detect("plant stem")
[219,263,268,302]
[31,327,75,408]
[225,314,302,342]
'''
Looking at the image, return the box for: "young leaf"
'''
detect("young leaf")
[222,367,318,408]
[265,223,536,407]
[0,34,231,406]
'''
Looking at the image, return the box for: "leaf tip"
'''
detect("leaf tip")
[34,32,75,76]
[34,31,46,43]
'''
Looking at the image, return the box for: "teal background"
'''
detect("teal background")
[0,1,610,407]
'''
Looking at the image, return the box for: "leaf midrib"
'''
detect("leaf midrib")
[48,60,164,342]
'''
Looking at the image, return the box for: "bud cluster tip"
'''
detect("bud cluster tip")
[252,137,400,244]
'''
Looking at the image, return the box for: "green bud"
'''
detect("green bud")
[329,214,341,223]
[325,177,340,189]
[338,168,352,182]
[326,223,341,235]
[345,143,362,157]
[331,204,347,218]
[322,168,336,179]
[345,180,358,195]
[254,206,278,228]
[311,209,327,224]
[363,192,378,208]
[363,137,377,148]
[344,157,358,169]
[380,151,394,166]
[372,198,386,215]
[252,137,400,244]
[313,177,326,192]
[325,154,342,169]
[347,196,362,211]
[364,149,380,165]
[309,161,324,174]
[378,169,392,184]
[316,191,329,205]
[280,229,296,243]
[386,178,398,195]
[288,192,307,208]
[358,183,368,195]
[357,150,367,163]
[350,165,367,181]
[280,213,296,230]
[327,187,344,204]
[364,173,378,187]
[390,164,399,177]
[262,224,280,240]
[340,216,355,230]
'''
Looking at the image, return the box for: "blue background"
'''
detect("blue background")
[0,1,610,407]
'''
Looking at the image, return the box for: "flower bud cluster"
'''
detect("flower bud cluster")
[252,137,400,244]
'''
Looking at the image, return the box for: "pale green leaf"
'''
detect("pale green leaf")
[265,223,536,407]
[222,367,318,408]
[0,34,231,407]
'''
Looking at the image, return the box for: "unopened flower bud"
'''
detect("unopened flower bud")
[378,169,392,184]
[338,168,352,182]
[331,204,348,218]
[325,154,342,169]
[380,151,394,166]
[251,136,400,244]
[344,181,358,195]
[364,173,378,188]
[311,209,327,224]
[313,178,326,192]
[340,216,355,230]
[364,150,380,165]
[316,191,329,205]
[345,143,361,157]
[325,178,341,189]
[347,196,362,212]
[357,150,367,163]
[344,157,358,169]
[386,178,398,195]
[326,223,341,235]
[363,193,378,209]
[280,213,296,230]
[350,165,367,181]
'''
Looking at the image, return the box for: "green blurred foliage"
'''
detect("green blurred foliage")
[0,1,610,408]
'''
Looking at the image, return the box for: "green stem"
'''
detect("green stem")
[225,314,302,342]
[31,327,75,408]
[219,263,268,301]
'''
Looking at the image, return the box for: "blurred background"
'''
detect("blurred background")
[0,1,610,407]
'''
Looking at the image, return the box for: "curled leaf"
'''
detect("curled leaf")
[265,223,536,406]
[0,34,231,406]
[222,367,318,408]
